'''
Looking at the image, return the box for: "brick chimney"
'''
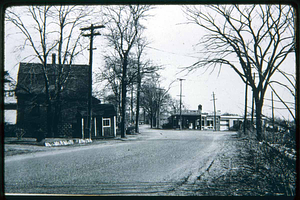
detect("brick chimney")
[198,104,202,114]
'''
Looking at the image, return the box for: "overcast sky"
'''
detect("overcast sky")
[4,5,296,120]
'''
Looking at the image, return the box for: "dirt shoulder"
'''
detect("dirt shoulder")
[164,133,296,196]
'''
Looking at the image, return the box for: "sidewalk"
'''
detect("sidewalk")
[4,125,151,157]
[4,133,142,157]
[5,137,93,146]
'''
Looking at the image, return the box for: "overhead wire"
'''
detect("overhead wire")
[145,46,200,59]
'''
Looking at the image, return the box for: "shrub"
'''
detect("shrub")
[162,122,173,129]
[16,127,26,140]
[34,128,46,142]
[126,126,135,134]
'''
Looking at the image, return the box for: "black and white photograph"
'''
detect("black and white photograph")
[2,3,297,197]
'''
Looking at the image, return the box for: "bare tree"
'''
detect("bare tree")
[6,5,93,137]
[103,5,152,137]
[134,38,161,132]
[140,75,174,129]
[52,5,94,136]
[7,6,56,137]
[183,5,295,141]
[96,54,123,124]
[140,80,159,128]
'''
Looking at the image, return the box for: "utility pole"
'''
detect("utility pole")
[244,83,248,134]
[81,24,105,139]
[211,92,217,131]
[156,87,162,129]
[178,78,185,130]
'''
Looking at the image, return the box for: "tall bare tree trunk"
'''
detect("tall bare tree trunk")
[255,99,263,141]
[135,69,141,133]
[253,86,265,141]
[121,57,128,138]
[43,64,52,138]
[130,84,134,124]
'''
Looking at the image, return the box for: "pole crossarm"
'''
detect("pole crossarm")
[82,32,102,37]
[80,25,105,31]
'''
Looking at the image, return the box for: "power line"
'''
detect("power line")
[264,98,295,105]
[146,46,199,59]
[264,105,295,110]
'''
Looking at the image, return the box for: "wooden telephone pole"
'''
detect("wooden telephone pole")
[178,78,185,130]
[81,24,105,139]
[211,92,217,131]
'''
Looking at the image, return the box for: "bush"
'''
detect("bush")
[33,128,46,142]
[16,127,26,140]
[162,122,173,129]
[126,126,135,134]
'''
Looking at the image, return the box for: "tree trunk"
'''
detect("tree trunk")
[43,64,53,138]
[254,93,264,141]
[150,111,153,128]
[118,85,122,128]
[121,57,128,138]
[143,108,146,124]
[46,96,53,138]
[157,102,160,129]
[53,73,62,137]
[53,96,61,137]
[255,101,263,141]
[135,75,141,133]
[130,84,134,124]
[153,111,156,128]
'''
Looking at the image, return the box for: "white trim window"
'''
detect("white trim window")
[102,118,111,127]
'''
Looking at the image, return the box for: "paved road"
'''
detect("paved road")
[5,125,236,195]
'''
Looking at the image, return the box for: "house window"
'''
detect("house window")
[103,118,111,127]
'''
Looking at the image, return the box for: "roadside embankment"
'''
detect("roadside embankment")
[165,133,296,196]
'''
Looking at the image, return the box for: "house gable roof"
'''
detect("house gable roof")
[16,62,89,100]
[93,104,117,116]
[78,104,117,117]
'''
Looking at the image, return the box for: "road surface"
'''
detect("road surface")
[5,125,236,195]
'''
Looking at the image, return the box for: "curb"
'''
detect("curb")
[44,139,92,147]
